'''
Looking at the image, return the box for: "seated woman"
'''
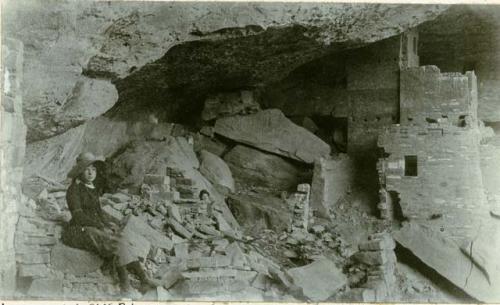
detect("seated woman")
[61,152,158,295]
[196,190,243,240]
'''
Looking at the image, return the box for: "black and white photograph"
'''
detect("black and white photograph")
[1,0,500,303]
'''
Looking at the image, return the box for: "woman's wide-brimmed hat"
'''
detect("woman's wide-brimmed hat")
[67,152,105,179]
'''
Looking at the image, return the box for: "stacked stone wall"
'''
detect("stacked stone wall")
[378,67,488,243]
[1,38,26,296]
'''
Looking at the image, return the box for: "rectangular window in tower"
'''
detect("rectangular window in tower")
[404,155,418,176]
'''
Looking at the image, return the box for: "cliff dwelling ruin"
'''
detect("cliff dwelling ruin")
[1,1,500,302]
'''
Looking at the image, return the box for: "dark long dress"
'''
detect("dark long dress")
[61,179,119,259]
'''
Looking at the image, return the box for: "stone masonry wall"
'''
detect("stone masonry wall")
[378,125,487,243]
[419,6,500,122]
[400,66,478,127]
[347,30,419,156]
[1,38,26,296]
[377,67,488,243]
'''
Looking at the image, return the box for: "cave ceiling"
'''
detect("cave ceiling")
[3,1,448,141]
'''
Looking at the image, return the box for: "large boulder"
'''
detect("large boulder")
[199,150,235,194]
[226,193,292,233]
[215,109,331,164]
[223,145,303,190]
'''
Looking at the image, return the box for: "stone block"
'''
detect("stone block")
[359,236,396,251]
[144,174,170,186]
[122,215,173,250]
[154,265,184,289]
[346,288,377,302]
[18,263,50,278]
[353,250,387,266]
[251,273,270,290]
[28,278,64,298]
[16,252,50,264]
[50,243,103,276]
[109,192,130,203]
[101,205,123,222]
[287,258,347,301]
[226,242,248,268]
[174,243,189,258]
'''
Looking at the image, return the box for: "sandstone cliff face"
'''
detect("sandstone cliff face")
[3,1,447,142]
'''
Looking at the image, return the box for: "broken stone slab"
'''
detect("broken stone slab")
[215,109,330,164]
[225,144,305,189]
[344,287,377,302]
[27,278,64,298]
[117,227,151,266]
[226,242,248,268]
[199,149,235,194]
[251,273,270,290]
[50,243,103,276]
[458,225,500,283]
[18,263,51,278]
[108,192,131,203]
[101,205,124,222]
[174,243,189,258]
[287,258,347,301]
[154,264,184,289]
[394,222,500,302]
[122,215,173,250]
[269,265,294,289]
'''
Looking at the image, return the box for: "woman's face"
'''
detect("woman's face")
[81,164,97,183]
[201,193,210,201]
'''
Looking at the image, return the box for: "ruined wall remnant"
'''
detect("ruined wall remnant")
[419,5,500,122]
[400,66,478,127]
[310,155,354,218]
[1,38,26,296]
[377,66,488,243]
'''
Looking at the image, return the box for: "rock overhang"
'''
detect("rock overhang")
[2,1,448,141]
